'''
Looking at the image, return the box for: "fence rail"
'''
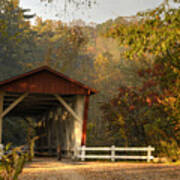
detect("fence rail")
[77,145,155,162]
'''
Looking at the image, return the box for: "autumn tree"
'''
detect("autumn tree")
[0,0,37,145]
[24,17,87,76]
[103,0,180,159]
[0,0,35,80]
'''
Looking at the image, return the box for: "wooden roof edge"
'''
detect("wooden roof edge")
[0,65,98,95]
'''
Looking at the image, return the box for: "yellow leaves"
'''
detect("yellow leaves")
[94,53,111,79]
[160,96,178,112]
[118,116,125,126]
[161,42,167,51]
[124,44,129,49]
[167,97,176,104]
[117,101,121,105]
[12,0,19,9]
[163,97,177,106]
[94,53,109,67]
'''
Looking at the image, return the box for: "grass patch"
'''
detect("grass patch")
[166,161,180,165]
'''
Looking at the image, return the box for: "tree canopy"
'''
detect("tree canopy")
[103,0,180,159]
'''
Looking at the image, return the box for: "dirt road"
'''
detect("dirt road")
[19,158,180,180]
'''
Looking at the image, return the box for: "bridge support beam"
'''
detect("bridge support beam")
[0,91,4,144]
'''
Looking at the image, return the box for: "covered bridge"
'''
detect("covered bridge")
[0,66,97,159]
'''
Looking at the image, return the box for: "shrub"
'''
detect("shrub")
[160,139,180,162]
[0,136,38,180]
[0,144,28,180]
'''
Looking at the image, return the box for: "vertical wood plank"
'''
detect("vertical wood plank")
[55,110,61,160]
[48,111,52,155]
[44,114,48,150]
[0,91,4,144]
[0,144,3,159]
[81,95,90,146]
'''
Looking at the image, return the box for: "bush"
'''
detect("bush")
[0,144,28,180]
[160,139,180,162]
[0,136,38,180]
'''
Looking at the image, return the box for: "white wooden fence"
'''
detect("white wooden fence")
[77,145,155,162]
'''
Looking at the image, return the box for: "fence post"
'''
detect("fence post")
[147,145,152,162]
[111,145,115,162]
[81,145,86,161]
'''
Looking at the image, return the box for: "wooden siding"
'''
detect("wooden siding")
[0,66,97,95]
[0,70,89,95]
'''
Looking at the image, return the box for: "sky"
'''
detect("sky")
[20,0,163,24]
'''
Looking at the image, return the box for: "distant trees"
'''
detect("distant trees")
[0,0,88,78]
[0,0,35,80]
[103,0,180,159]
[28,17,87,73]
[102,63,180,158]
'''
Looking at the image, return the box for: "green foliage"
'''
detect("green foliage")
[101,64,180,158]
[0,144,28,180]
[3,118,30,146]
[0,0,36,80]
[27,136,39,162]
[107,1,180,62]
[102,0,180,159]
[0,137,39,180]
[30,18,87,71]
[160,139,180,161]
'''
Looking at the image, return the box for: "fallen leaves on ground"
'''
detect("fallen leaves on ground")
[19,158,180,180]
